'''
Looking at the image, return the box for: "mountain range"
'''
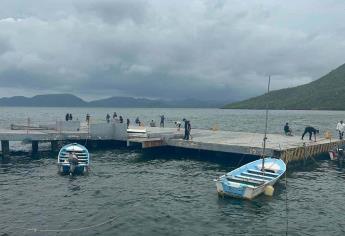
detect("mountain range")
[224,63,345,110]
[0,94,226,108]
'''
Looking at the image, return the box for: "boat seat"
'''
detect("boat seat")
[235,174,267,183]
[241,172,274,180]
[229,176,264,185]
[248,169,279,177]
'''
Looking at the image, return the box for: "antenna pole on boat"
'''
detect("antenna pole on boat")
[262,75,271,172]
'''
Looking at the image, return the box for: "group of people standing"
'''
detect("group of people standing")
[106,112,124,124]
[65,113,73,121]
[77,112,193,140]
[133,114,192,140]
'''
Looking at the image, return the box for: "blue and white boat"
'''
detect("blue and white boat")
[215,158,286,200]
[58,143,90,175]
[215,77,286,200]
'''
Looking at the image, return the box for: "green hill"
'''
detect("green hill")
[224,63,345,110]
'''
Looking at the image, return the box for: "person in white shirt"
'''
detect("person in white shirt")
[336,120,345,140]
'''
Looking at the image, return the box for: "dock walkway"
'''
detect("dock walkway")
[131,127,342,163]
[0,122,342,163]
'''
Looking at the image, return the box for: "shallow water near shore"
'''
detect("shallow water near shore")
[1,107,345,235]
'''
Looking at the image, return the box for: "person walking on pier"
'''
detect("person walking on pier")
[160,115,165,128]
[106,114,110,123]
[119,116,123,123]
[336,120,345,140]
[183,119,191,140]
[69,113,73,121]
[113,112,117,119]
[301,126,319,141]
[187,121,192,140]
[65,113,69,121]
[86,114,90,125]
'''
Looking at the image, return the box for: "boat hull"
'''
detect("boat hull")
[58,164,88,175]
[329,149,345,161]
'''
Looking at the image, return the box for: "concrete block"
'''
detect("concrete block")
[90,123,115,139]
[114,123,128,141]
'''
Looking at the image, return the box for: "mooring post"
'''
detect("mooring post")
[51,141,58,153]
[303,143,307,166]
[86,140,97,150]
[1,140,10,160]
[32,141,39,155]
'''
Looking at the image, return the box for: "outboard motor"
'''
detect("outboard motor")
[338,148,345,162]
[68,152,79,175]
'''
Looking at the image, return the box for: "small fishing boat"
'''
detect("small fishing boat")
[215,76,286,200]
[214,158,286,199]
[57,143,90,175]
[329,145,345,161]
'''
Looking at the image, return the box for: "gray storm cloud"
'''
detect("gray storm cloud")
[0,0,344,101]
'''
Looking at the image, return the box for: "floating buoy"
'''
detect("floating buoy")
[324,131,332,139]
[264,185,274,197]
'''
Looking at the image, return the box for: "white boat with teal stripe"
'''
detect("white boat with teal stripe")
[215,158,286,200]
[58,143,90,175]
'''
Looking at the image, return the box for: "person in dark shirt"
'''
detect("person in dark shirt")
[160,115,165,128]
[284,122,292,136]
[302,126,319,141]
[187,121,191,140]
[127,118,130,128]
[183,119,188,140]
[119,116,123,123]
[86,114,90,125]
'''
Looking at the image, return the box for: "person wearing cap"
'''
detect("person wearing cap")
[336,120,345,140]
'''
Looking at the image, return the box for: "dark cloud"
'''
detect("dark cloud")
[0,0,344,101]
[77,0,149,24]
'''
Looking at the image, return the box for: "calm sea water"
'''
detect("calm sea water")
[1,107,345,236]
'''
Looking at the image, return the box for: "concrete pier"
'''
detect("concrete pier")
[51,141,58,152]
[32,141,38,154]
[0,121,341,163]
[1,140,9,160]
[130,127,341,163]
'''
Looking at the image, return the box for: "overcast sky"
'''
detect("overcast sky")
[0,0,344,101]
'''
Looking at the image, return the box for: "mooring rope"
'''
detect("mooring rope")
[285,167,289,236]
[16,215,119,233]
[279,144,289,236]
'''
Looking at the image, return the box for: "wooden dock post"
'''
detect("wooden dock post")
[32,141,39,155]
[1,140,10,160]
[51,141,58,152]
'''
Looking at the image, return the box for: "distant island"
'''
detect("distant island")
[224,63,345,110]
[0,94,226,108]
